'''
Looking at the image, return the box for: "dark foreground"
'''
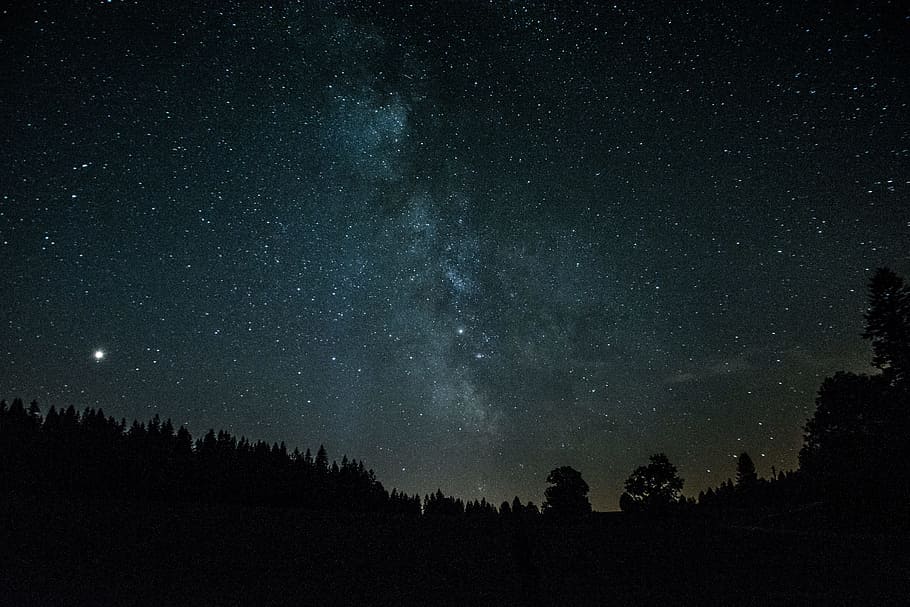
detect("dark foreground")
[1,491,907,606]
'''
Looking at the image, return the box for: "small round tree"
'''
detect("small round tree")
[543,466,592,518]
[620,453,684,514]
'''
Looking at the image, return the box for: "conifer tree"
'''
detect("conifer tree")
[736,452,758,487]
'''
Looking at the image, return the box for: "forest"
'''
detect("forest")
[1,268,908,604]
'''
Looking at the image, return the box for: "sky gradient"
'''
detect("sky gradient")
[2,1,908,510]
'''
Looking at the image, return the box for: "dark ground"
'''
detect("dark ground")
[1,491,907,606]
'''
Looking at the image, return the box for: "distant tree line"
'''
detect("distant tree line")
[694,453,810,515]
[615,448,815,517]
[422,489,541,521]
[0,399,545,519]
[0,401,414,513]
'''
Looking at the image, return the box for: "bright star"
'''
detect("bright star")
[93,349,105,361]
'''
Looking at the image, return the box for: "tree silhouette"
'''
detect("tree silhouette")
[735,452,757,487]
[315,444,329,473]
[800,372,891,498]
[0,398,529,519]
[863,267,910,383]
[423,489,465,517]
[0,400,401,515]
[620,453,684,514]
[511,495,524,517]
[799,268,910,515]
[542,466,591,518]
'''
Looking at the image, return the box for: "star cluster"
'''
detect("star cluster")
[1,2,907,509]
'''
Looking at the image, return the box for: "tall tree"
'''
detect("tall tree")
[863,267,910,382]
[315,444,329,473]
[799,372,890,496]
[735,452,758,487]
[800,269,910,512]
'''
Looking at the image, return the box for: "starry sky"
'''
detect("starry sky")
[2,1,908,510]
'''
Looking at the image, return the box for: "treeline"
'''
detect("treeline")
[619,450,816,515]
[423,489,541,520]
[0,399,544,519]
[695,455,812,514]
[0,400,411,513]
[620,267,910,527]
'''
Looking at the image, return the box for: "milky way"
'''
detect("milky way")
[2,2,907,508]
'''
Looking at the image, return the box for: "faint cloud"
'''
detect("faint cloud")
[664,353,757,385]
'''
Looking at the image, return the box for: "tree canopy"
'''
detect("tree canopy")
[542,466,591,518]
[799,267,910,512]
[620,453,684,514]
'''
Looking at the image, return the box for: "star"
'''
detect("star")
[0,1,903,512]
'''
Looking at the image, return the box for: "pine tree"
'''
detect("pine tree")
[315,444,329,473]
[863,267,910,382]
[735,452,758,487]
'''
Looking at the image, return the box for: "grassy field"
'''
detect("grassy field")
[1,491,906,606]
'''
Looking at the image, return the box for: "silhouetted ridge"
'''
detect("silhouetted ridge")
[0,403,421,515]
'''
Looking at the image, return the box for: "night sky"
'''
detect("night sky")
[2,2,907,510]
